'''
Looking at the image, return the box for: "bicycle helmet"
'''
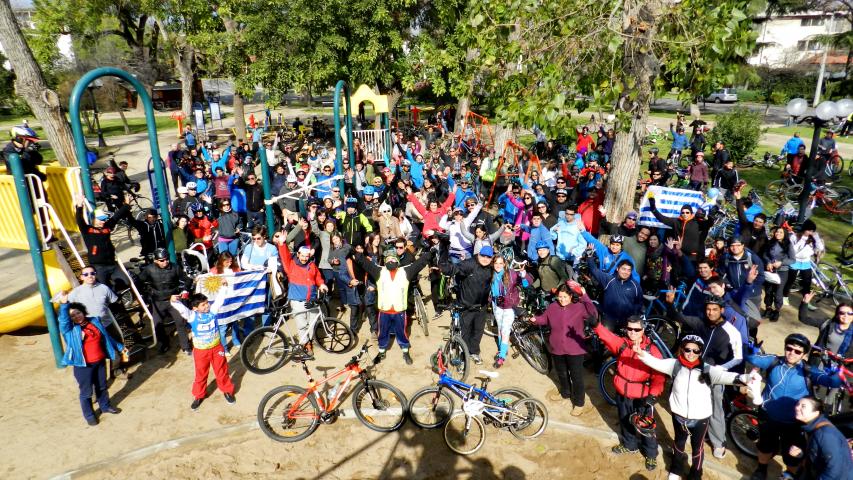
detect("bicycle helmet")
[363,186,376,196]
[784,333,811,352]
[153,248,169,261]
[10,125,38,142]
[680,334,705,349]
[705,294,726,307]
[190,202,205,213]
[610,235,625,244]
[706,188,720,199]
[630,410,657,437]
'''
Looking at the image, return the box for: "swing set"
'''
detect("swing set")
[485,140,542,206]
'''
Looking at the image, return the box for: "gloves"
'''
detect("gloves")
[584,314,600,328]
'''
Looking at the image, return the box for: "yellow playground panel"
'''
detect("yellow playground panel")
[0,165,80,331]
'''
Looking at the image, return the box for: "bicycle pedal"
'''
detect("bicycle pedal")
[511,353,520,359]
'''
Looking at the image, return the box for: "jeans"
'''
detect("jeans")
[73,360,112,422]
[217,238,239,256]
[247,210,265,228]
[492,305,514,360]
[218,321,242,352]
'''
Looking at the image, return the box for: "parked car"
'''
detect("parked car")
[705,88,738,103]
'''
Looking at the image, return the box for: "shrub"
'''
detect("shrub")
[708,107,764,162]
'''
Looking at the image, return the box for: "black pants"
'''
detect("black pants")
[93,263,129,292]
[460,309,486,355]
[671,414,709,479]
[364,303,378,333]
[552,354,585,406]
[150,299,190,351]
[615,394,658,458]
[784,268,812,297]
[764,269,789,311]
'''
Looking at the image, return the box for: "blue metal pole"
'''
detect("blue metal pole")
[383,113,392,164]
[258,147,276,234]
[333,80,347,193]
[7,153,64,368]
[69,67,175,262]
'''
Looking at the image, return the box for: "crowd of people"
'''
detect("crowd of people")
[17,112,852,480]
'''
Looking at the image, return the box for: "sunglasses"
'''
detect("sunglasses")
[155,258,168,262]
[395,246,405,250]
[81,272,96,277]
[625,327,643,332]
[247,177,257,180]
[785,346,804,355]
[556,194,567,197]
[253,236,264,240]
[221,203,230,207]
[680,211,691,215]
[682,347,702,354]
[839,310,853,316]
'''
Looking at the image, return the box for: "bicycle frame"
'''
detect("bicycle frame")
[287,351,368,419]
[643,283,687,317]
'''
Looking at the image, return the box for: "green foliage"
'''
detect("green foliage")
[708,107,764,161]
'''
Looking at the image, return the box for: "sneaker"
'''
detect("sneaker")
[373,351,386,364]
[546,389,564,403]
[611,444,638,455]
[571,405,585,416]
[86,417,99,426]
[807,302,818,311]
[712,446,726,459]
[667,474,682,480]
[471,354,483,365]
[783,297,790,306]
[494,358,504,369]
[190,398,204,411]
[402,352,413,365]
[102,406,121,414]
[644,456,657,471]
[184,349,193,357]
[224,350,232,357]
[224,393,236,404]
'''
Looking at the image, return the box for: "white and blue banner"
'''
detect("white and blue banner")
[637,186,704,229]
[195,269,268,325]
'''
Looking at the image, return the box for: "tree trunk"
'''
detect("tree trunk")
[386,89,402,129]
[0,0,76,166]
[689,102,701,119]
[232,92,246,141]
[455,94,471,135]
[176,48,194,118]
[117,109,130,135]
[604,0,663,221]
[493,124,517,159]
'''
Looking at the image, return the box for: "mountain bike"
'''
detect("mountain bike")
[240,295,355,374]
[483,310,551,374]
[810,346,853,416]
[810,261,852,307]
[642,282,686,351]
[597,321,674,406]
[706,208,738,242]
[257,343,408,442]
[429,305,471,382]
[726,391,761,458]
[842,232,853,265]
[409,350,547,455]
[761,151,786,169]
[412,275,429,337]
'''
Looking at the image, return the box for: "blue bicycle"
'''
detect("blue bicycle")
[642,282,687,350]
[597,320,674,406]
[409,350,548,454]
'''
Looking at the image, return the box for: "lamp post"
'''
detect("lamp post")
[786,97,853,222]
[87,79,107,147]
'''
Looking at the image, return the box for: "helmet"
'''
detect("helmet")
[10,125,38,142]
[153,248,169,261]
[630,410,657,437]
[705,295,726,307]
[610,235,625,244]
[784,333,811,352]
[706,188,720,199]
[345,197,358,206]
[190,202,205,213]
[363,186,376,196]
[649,148,659,154]
[680,334,705,349]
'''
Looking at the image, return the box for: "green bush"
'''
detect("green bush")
[708,107,764,162]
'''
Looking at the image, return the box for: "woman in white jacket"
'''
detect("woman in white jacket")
[636,335,748,480]
[784,219,824,309]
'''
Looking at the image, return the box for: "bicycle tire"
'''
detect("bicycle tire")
[492,387,532,406]
[314,317,355,353]
[827,197,853,217]
[765,180,788,202]
[599,358,618,406]
[413,289,429,337]
[646,316,679,352]
[408,387,455,429]
[785,184,803,202]
[351,379,408,433]
[727,409,760,459]
[257,385,320,442]
[444,334,471,383]
[737,157,755,168]
[843,232,853,262]
[508,397,548,440]
[241,326,291,374]
[828,155,844,176]
[514,328,551,374]
[444,412,486,455]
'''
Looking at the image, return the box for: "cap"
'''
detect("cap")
[479,245,495,257]
[384,250,399,260]
[535,240,551,250]
[286,174,297,183]
[610,235,625,244]
[363,186,376,196]
[345,197,358,206]
[186,182,197,189]
[177,186,188,194]
[297,246,312,255]
[461,173,472,183]
[93,209,111,221]
[626,211,638,220]
[555,189,568,195]
[453,207,464,215]
[402,159,411,166]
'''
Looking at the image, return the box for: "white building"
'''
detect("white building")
[749,10,850,69]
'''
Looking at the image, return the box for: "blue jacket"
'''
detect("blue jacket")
[454,187,478,210]
[783,136,805,155]
[58,303,123,367]
[670,129,689,150]
[746,353,841,422]
[581,230,640,283]
[802,414,853,480]
[587,258,643,324]
[721,249,764,299]
[525,224,554,263]
[405,150,424,189]
[550,220,586,262]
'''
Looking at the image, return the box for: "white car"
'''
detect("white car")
[705,88,738,103]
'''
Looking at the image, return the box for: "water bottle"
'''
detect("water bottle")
[328,385,339,401]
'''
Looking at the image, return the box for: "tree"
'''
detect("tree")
[0,0,77,166]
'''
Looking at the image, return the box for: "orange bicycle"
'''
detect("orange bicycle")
[257,343,408,442]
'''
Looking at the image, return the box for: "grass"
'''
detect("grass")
[765,125,853,145]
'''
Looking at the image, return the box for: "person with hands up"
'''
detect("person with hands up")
[586,313,665,471]
[636,335,749,480]
[274,232,328,354]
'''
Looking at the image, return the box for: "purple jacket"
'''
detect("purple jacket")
[491,269,525,308]
[532,294,596,355]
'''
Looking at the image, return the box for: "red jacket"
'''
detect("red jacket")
[278,243,324,301]
[188,216,217,249]
[594,324,666,399]
[408,192,455,237]
[578,195,603,235]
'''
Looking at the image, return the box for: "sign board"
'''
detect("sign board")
[210,101,221,121]
[193,109,205,130]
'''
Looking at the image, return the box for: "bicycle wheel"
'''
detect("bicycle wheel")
[826,197,853,217]
[257,385,320,442]
[765,180,787,202]
[785,184,803,202]
[408,386,455,429]
[828,155,844,176]
[413,289,429,337]
[134,195,154,211]
[314,317,354,353]
[240,326,290,374]
[444,412,486,455]
[727,409,760,459]
[598,358,618,406]
[351,379,408,432]
[646,316,679,352]
[492,387,532,406]
[444,335,471,382]
[508,397,548,440]
[843,232,853,262]
[514,328,551,374]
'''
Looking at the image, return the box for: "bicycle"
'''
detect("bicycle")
[483,304,552,374]
[111,191,154,245]
[409,350,547,455]
[842,232,853,265]
[810,261,852,307]
[257,343,408,442]
[665,167,690,188]
[240,295,355,374]
[429,305,471,382]
[810,345,853,416]
[412,275,430,337]
[597,320,674,406]
[641,282,686,350]
[761,151,786,169]
[725,391,761,459]
[706,208,738,242]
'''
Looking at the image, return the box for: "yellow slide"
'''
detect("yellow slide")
[0,250,71,333]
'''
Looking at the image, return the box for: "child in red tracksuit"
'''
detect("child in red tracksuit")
[586,314,666,472]
[171,293,236,411]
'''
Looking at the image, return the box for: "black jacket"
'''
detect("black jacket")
[130,218,166,256]
[440,257,493,309]
[76,205,129,266]
[138,262,190,301]
[649,198,708,258]
[668,305,742,370]
[736,198,768,254]
[3,142,45,181]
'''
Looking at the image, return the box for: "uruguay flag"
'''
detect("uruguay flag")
[637,186,705,229]
[195,269,268,325]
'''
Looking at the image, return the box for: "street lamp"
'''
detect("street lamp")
[87,79,107,147]
[785,97,852,222]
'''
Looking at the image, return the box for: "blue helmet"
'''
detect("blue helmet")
[535,240,551,250]
[363,186,376,196]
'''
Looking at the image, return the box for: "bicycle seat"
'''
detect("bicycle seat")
[643,294,657,302]
[479,370,499,379]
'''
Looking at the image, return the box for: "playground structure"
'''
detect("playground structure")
[460,111,495,154]
[485,140,543,207]
[335,83,393,168]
